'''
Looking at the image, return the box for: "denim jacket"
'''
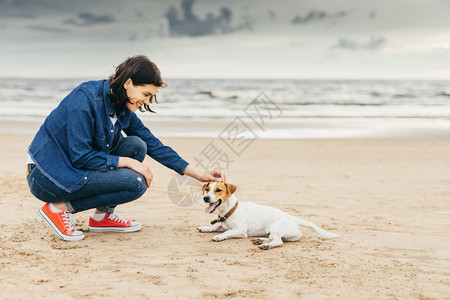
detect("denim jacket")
[28,80,189,193]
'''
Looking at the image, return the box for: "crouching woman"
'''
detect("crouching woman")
[27,55,225,241]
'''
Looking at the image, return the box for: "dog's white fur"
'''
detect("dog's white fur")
[198,182,339,250]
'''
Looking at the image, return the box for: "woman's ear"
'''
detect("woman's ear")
[124,78,132,90]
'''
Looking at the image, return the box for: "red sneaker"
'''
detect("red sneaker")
[88,213,141,232]
[38,203,85,241]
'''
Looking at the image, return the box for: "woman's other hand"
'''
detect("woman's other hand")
[119,157,153,187]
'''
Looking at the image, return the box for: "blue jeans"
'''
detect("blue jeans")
[27,136,148,213]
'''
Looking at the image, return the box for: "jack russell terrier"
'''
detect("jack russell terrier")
[197,182,339,250]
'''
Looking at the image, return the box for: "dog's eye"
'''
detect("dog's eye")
[215,189,222,192]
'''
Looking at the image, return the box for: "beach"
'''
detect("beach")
[2,0,450,297]
[0,128,449,299]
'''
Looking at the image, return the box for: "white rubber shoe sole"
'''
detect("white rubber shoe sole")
[88,222,141,232]
[38,208,85,242]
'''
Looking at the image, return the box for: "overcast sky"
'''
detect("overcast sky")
[1,0,449,79]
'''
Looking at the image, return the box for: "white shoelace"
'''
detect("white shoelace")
[61,211,76,232]
[69,214,76,227]
[108,213,128,224]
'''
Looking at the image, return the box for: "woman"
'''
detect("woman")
[27,55,225,241]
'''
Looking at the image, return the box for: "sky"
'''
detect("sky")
[0,0,450,79]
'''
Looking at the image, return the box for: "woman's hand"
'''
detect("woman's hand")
[183,165,227,183]
[203,169,227,182]
[119,157,153,187]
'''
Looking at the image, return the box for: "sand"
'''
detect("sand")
[0,133,449,299]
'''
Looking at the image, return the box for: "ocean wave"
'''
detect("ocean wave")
[1,77,450,120]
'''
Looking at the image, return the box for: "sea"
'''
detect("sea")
[1,77,450,138]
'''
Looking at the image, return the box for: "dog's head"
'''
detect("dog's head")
[201,182,237,214]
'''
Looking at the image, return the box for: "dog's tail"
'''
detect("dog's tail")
[295,217,339,239]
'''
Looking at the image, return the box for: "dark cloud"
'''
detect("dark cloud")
[0,10,36,18]
[165,0,250,37]
[369,10,376,18]
[26,25,70,34]
[332,36,386,51]
[0,0,55,18]
[64,12,115,27]
[2,0,37,7]
[291,10,348,25]
[268,10,276,19]
[9,0,33,6]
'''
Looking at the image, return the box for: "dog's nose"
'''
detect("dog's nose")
[203,196,210,203]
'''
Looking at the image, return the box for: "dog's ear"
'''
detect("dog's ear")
[225,183,237,195]
[201,183,210,194]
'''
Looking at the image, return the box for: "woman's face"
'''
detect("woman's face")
[124,78,160,112]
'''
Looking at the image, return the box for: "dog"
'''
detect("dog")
[197,182,339,250]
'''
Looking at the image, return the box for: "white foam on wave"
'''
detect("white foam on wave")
[2,77,450,138]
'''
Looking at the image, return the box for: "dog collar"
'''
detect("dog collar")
[210,201,239,225]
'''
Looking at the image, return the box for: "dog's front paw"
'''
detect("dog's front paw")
[252,238,264,245]
[197,226,208,232]
[258,244,270,250]
[212,234,225,242]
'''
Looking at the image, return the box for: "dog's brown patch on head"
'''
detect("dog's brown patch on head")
[212,182,237,203]
[202,182,210,194]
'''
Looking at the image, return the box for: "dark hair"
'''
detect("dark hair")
[108,55,167,113]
